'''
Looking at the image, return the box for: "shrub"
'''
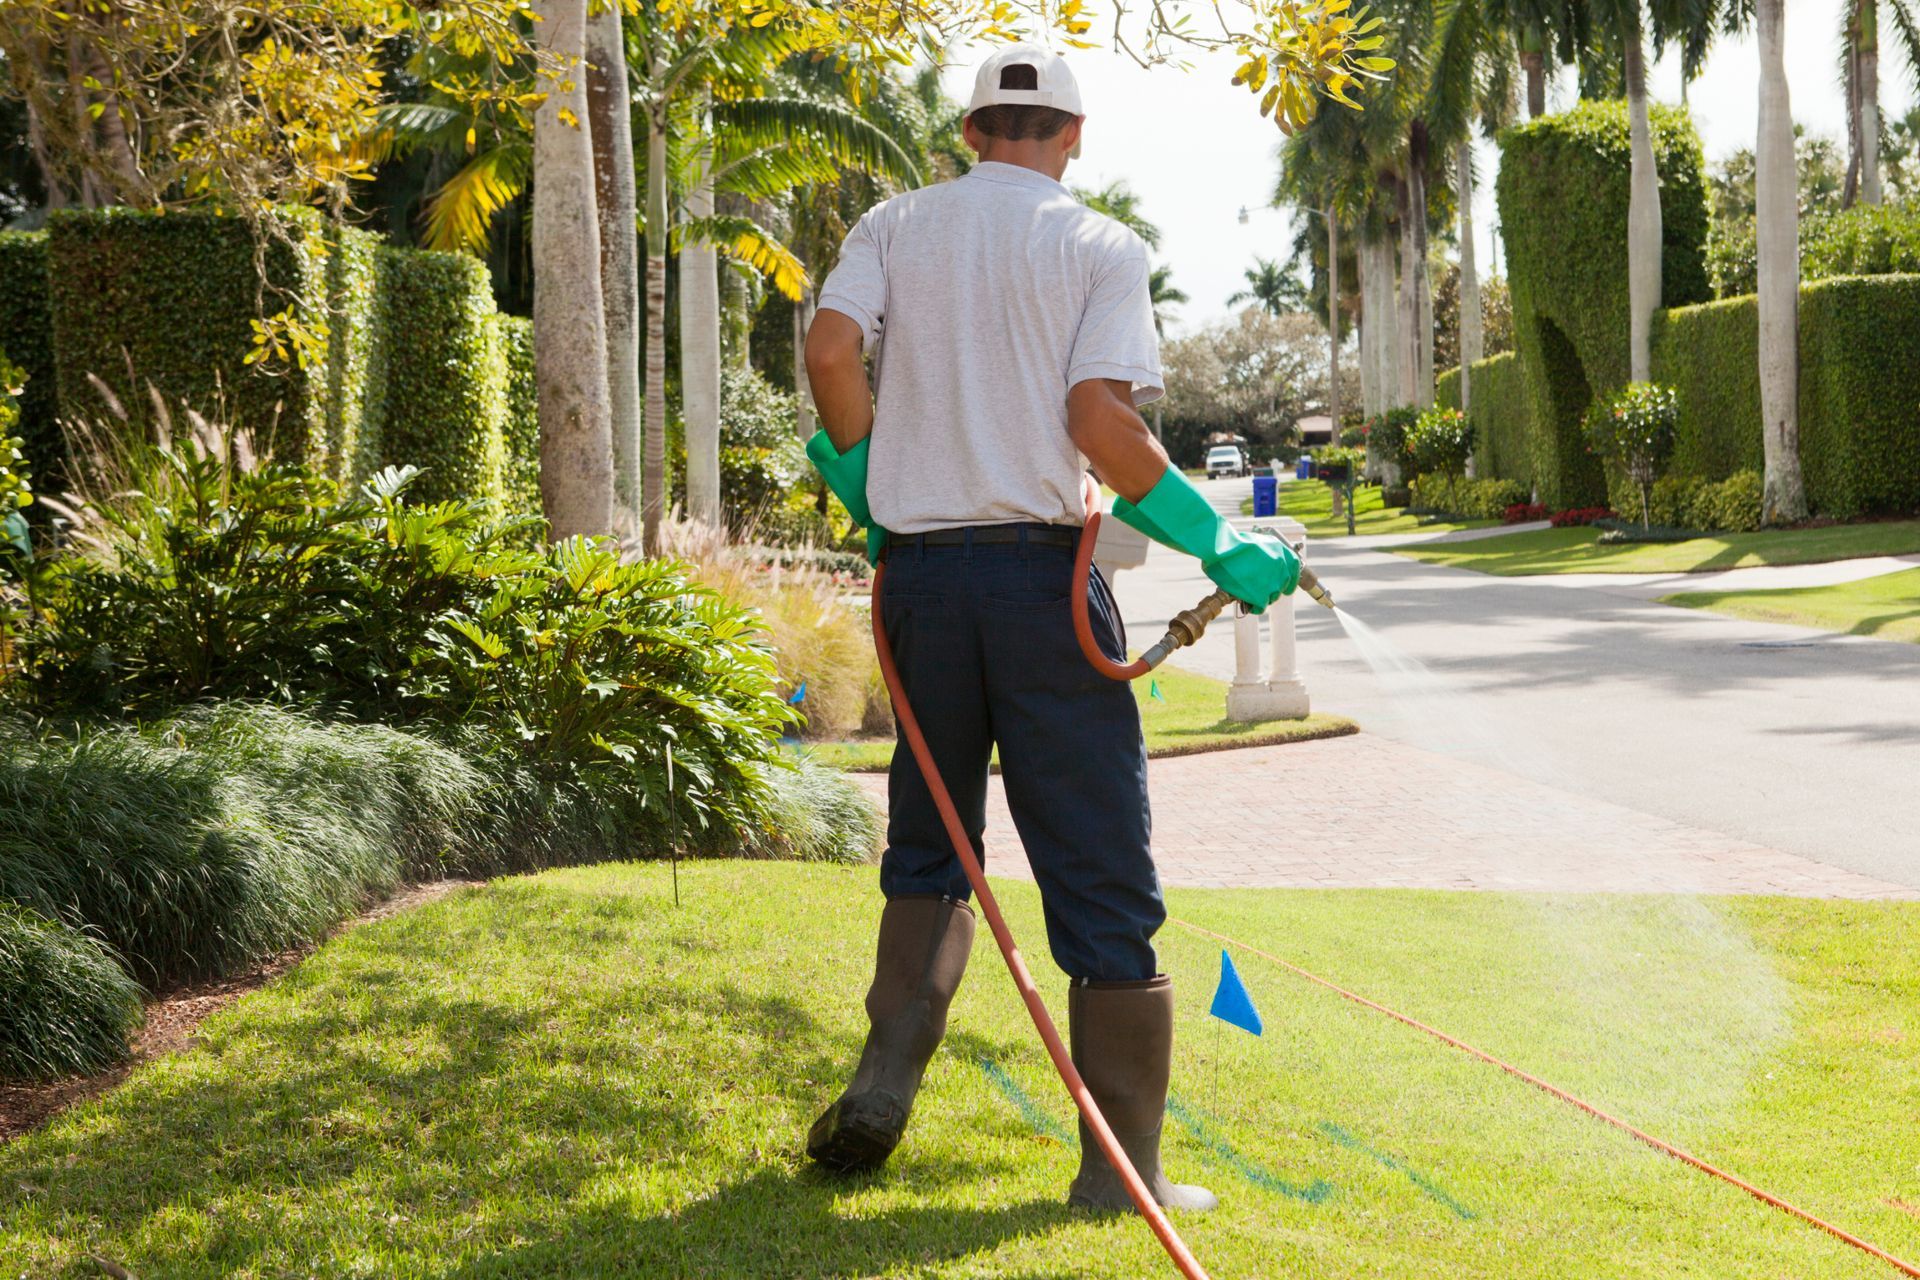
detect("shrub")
[1407,474,1529,519]
[1505,502,1548,524]
[496,314,540,519]
[1408,406,1474,478]
[1586,382,1679,528]
[1362,407,1417,480]
[1338,424,1367,447]
[0,232,56,490]
[0,354,32,673]
[1550,506,1614,527]
[22,421,796,838]
[1604,470,1762,533]
[0,902,143,1079]
[1498,100,1709,507]
[1436,350,1533,489]
[372,248,507,506]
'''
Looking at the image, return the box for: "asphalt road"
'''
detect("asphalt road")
[1109,475,1920,889]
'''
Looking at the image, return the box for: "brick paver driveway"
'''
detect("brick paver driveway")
[854,733,1915,898]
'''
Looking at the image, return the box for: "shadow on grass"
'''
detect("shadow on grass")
[440,1165,1082,1280]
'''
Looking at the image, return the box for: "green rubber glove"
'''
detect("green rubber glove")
[804,430,889,566]
[1111,467,1301,611]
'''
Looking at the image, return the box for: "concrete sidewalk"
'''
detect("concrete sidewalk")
[852,733,1914,897]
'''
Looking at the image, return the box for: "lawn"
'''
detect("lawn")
[1663,565,1920,642]
[1394,519,1920,576]
[4,862,1917,1278]
[804,662,1356,771]
[1244,478,1497,539]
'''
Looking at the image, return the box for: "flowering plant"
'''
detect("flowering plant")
[1585,383,1678,529]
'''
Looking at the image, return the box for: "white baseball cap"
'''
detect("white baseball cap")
[964,43,1084,119]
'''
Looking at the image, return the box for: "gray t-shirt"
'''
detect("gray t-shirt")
[815,161,1163,535]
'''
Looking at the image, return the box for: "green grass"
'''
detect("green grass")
[804,663,1357,772]
[1395,519,1920,576]
[1663,565,1920,641]
[1247,480,1497,539]
[4,862,1916,1278]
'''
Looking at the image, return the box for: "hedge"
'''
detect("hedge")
[0,210,537,513]
[496,314,541,520]
[372,247,506,505]
[1437,350,1532,491]
[0,233,56,489]
[1407,473,1530,520]
[1497,100,1711,508]
[1649,274,1920,517]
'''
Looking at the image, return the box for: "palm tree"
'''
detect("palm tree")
[1841,2,1920,206]
[1228,256,1310,316]
[1075,179,1164,248]
[1756,0,1808,521]
[585,1,641,522]
[531,0,614,538]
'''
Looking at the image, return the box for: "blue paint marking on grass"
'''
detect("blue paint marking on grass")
[1167,1096,1336,1203]
[1317,1121,1476,1221]
[974,1056,1075,1145]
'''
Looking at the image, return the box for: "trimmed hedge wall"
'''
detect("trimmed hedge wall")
[1649,274,1920,517]
[496,314,541,520]
[0,233,56,487]
[372,248,506,505]
[1497,101,1711,507]
[0,209,538,512]
[1437,350,1532,491]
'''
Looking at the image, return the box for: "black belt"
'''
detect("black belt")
[888,523,1079,550]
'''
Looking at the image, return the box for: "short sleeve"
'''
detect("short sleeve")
[815,211,886,348]
[1067,234,1163,406]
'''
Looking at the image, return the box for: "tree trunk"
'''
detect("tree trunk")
[585,1,642,524]
[641,65,669,554]
[793,287,816,441]
[531,0,615,539]
[1368,232,1400,413]
[1624,21,1662,384]
[1457,143,1482,412]
[1396,180,1418,407]
[1410,126,1434,408]
[680,91,723,530]
[1520,26,1547,118]
[1326,205,1341,431]
[1861,0,1883,205]
[1756,0,1808,524]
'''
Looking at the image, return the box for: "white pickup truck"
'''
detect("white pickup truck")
[1204,445,1248,479]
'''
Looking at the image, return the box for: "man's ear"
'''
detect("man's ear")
[1065,116,1085,160]
[961,114,985,158]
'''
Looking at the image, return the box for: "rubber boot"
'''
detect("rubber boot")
[808,895,976,1172]
[1066,976,1218,1212]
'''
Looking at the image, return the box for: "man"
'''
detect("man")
[801,44,1299,1212]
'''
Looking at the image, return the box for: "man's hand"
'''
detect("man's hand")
[804,309,874,454]
[1066,378,1170,503]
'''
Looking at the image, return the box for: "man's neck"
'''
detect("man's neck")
[975,144,1067,183]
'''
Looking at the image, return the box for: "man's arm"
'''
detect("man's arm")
[1067,377,1172,503]
[804,309,874,454]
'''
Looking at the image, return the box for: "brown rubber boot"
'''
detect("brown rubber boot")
[808,895,976,1172]
[1066,976,1218,1212]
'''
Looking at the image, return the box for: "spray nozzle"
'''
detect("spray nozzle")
[1297,565,1337,612]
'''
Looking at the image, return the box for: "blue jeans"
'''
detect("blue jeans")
[878,525,1163,982]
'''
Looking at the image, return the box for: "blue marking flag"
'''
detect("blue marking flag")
[789,680,807,705]
[1209,950,1263,1036]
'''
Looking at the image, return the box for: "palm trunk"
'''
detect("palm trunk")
[641,59,669,555]
[1861,0,1883,205]
[1624,19,1662,384]
[1521,25,1547,118]
[1369,231,1400,412]
[531,0,615,539]
[1326,205,1341,431]
[1356,235,1377,417]
[1756,0,1808,523]
[585,1,641,523]
[680,90,723,530]
[1410,126,1434,408]
[1457,143,1482,410]
[1396,180,1417,407]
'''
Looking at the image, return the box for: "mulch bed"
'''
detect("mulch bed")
[0,879,477,1143]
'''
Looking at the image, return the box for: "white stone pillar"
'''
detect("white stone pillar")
[1225,517,1311,721]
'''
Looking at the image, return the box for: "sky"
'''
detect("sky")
[937,0,1915,337]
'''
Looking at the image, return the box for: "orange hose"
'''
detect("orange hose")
[872,553,1211,1280]
[1173,918,1920,1280]
[1071,511,1151,680]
